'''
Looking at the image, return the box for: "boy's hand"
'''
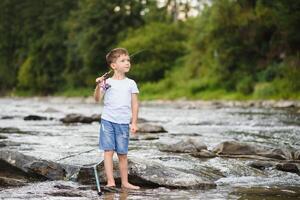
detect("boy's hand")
[130,123,138,134]
[95,76,105,85]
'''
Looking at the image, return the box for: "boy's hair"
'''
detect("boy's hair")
[106,48,129,66]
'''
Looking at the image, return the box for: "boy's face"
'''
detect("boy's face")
[111,54,131,74]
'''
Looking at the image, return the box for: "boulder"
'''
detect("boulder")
[138,123,167,133]
[158,138,207,153]
[191,150,216,158]
[60,114,98,124]
[24,115,47,121]
[0,135,8,139]
[0,150,66,180]
[0,127,23,134]
[44,107,59,113]
[77,157,217,189]
[294,150,300,160]
[0,176,27,187]
[213,141,294,160]
[248,161,274,170]
[276,163,300,175]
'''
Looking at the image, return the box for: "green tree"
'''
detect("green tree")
[17,0,77,94]
[118,21,188,82]
[64,0,146,88]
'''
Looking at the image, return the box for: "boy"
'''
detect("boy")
[94,48,140,190]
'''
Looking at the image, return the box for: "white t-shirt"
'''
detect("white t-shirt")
[101,77,139,124]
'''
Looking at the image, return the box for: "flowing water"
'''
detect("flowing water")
[0,98,300,199]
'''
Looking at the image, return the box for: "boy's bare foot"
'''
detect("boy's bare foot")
[105,184,116,187]
[121,183,140,190]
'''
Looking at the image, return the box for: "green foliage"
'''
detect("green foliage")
[1,0,300,99]
[118,21,188,82]
[64,0,146,87]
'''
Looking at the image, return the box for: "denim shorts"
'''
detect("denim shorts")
[99,118,129,154]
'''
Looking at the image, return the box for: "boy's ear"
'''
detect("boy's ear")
[110,63,116,69]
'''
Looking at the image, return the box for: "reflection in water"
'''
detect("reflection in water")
[103,190,128,200]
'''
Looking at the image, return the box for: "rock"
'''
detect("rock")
[0,150,66,180]
[191,150,216,158]
[0,135,8,139]
[248,161,274,170]
[44,107,59,113]
[0,141,21,147]
[0,176,27,187]
[90,114,101,122]
[0,127,22,134]
[138,123,167,133]
[213,141,294,160]
[77,157,217,189]
[141,135,159,140]
[24,161,66,180]
[24,115,47,121]
[60,114,96,124]
[1,116,14,119]
[274,101,296,108]
[294,150,300,160]
[213,141,257,155]
[276,163,300,175]
[263,148,293,160]
[138,118,148,123]
[158,138,207,153]
[128,157,217,189]
[0,159,45,187]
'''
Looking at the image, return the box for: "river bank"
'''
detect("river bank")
[0,98,300,199]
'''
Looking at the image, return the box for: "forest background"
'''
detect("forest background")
[0,0,299,100]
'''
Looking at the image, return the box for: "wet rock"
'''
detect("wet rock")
[231,186,300,198]
[248,161,274,170]
[0,150,66,180]
[213,141,294,160]
[0,127,23,134]
[294,150,300,160]
[24,160,66,180]
[90,114,101,121]
[1,116,14,119]
[191,150,216,158]
[141,135,160,140]
[0,181,99,199]
[138,123,167,133]
[131,134,159,141]
[274,101,296,108]
[0,135,8,139]
[213,141,257,155]
[128,157,216,189]
[0,159,45,187]
[276,163,300,175]
[46,191,83,197]
[0,141,21,147]
[77,157,217,189]
[0,176,27,187]
[44,107,59,113]
[158,138,207,153]
[24,115,47,121]
[138,118,148,123]
[60,113,100,124]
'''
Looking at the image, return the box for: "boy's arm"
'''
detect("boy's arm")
[94,75,106,102]
[94,84,104,102]
[130,93,139,134]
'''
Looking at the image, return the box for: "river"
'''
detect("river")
[0,98,299,199]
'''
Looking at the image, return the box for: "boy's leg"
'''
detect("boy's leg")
[104,150,116,187]
[118,154,140,189]
[99,119,116,187]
